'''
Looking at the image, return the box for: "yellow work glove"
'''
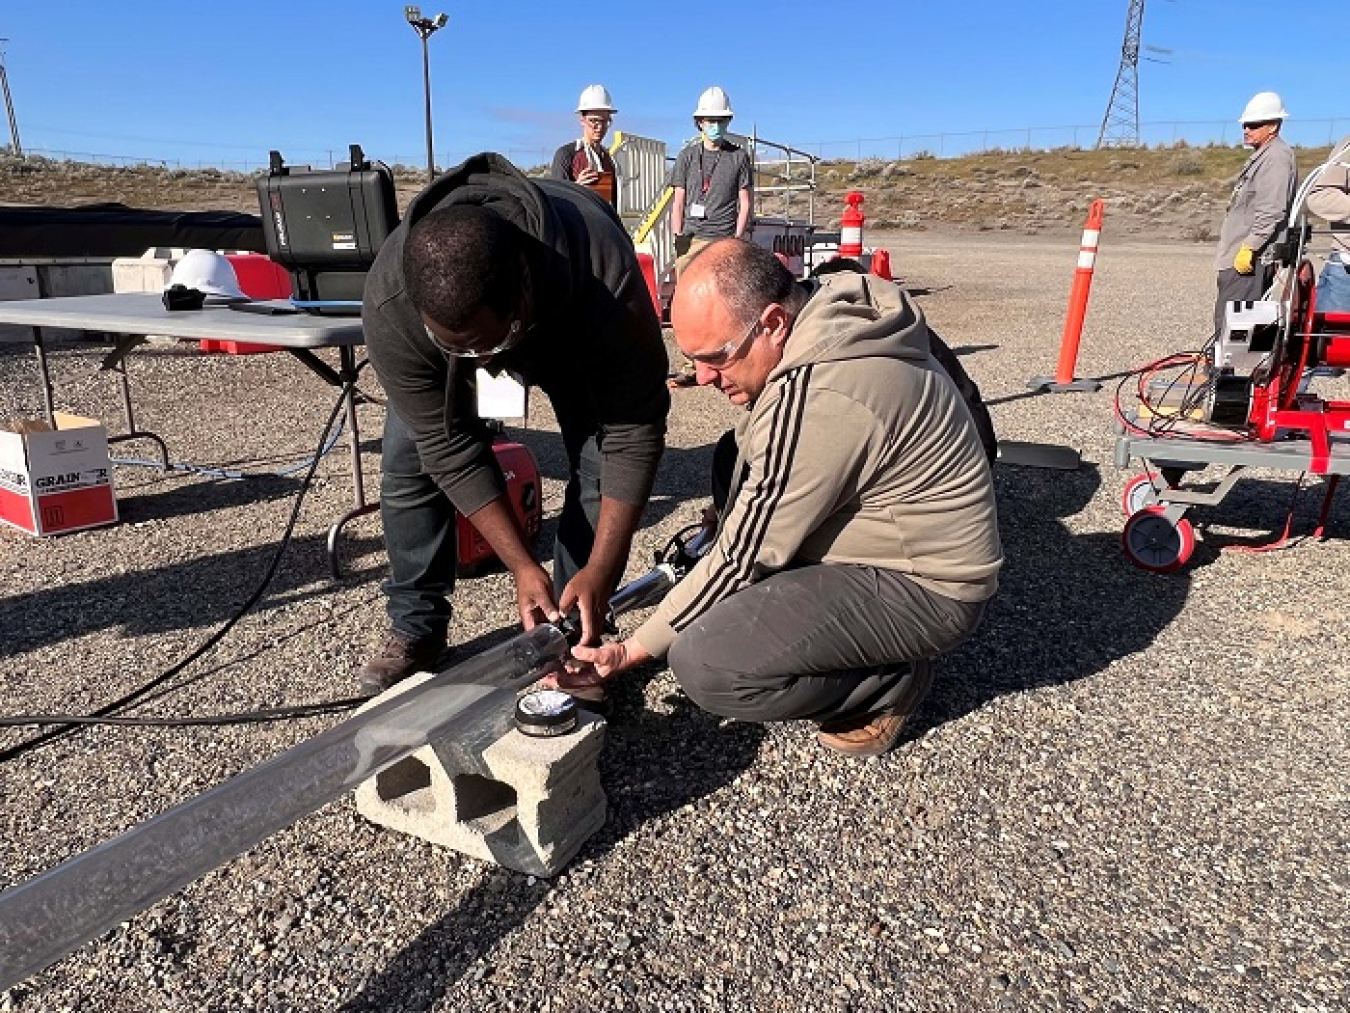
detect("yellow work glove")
[1233,246,1255,275]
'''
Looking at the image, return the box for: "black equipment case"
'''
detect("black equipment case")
[256,144,399,310]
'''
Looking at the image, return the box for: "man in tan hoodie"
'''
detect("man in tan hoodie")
[1307,135,1350,313]
[561,239,1002,756]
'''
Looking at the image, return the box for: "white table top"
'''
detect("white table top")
[0,293,365,348]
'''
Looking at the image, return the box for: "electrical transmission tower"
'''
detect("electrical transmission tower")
[0,40,20,157]
[1097,0,1145,148]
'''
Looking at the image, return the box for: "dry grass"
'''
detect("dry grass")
[2,140,1337,242]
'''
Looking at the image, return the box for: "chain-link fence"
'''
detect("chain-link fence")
[12,117,1350,173]
[798,118,1350,161]
[10,145,560,174]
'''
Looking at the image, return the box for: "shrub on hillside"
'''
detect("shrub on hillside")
[850,158,886,179]
[1170,150,1205,176]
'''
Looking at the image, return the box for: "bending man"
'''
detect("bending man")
[563,239,1002,756]
[360,153,669,691]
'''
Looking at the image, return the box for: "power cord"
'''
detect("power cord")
[110,413,346,479]
[0,389,372,760]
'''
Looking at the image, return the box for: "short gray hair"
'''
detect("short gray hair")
[705,239,807,327]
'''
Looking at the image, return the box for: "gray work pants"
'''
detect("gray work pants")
[668,563,986,725]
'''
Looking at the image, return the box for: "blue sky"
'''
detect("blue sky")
[0,0,1343,170]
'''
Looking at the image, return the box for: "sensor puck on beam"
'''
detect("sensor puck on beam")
[514,690,579,737]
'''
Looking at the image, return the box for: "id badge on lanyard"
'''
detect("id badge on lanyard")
[691,148,721,219]
[477,368,529,419]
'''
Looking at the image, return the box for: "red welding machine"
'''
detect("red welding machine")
[455,440,542,575]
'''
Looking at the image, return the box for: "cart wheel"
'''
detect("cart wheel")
[1121,506,1195,572]
[1121,474,1158,516]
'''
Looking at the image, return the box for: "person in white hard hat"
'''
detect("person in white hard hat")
[666,85,754,388]
[550,84,619,206]
[1306,135,1350,313]
[1210,91,1297,340]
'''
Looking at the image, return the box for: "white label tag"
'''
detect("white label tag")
[689,203,706,219]
[477,369,528,419]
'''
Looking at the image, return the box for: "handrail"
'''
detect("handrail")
[633,187,674,245]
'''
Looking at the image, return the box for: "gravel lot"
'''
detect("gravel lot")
[0,230,1346,1012]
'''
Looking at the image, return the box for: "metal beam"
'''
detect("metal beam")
[0,625,569,989]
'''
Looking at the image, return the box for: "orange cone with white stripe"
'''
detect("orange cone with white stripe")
[1028,200,1105,392]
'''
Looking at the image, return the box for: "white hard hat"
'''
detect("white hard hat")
[1238,92,1288,124]
[693,86,734,119]
[167,249,246,300]
[576,84,616,114]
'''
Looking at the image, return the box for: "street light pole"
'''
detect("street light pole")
[404,7,448,184]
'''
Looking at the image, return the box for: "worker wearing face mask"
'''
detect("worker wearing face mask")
[666,85,754,388]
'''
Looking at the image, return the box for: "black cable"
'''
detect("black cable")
[0,697,368,728]
[0,389,360,760]
[110,410,346,479]
[1115,346,1258,445]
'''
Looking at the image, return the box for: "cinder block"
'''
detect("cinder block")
[354,672,607,878]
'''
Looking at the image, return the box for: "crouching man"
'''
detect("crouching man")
[560,238,1002,756]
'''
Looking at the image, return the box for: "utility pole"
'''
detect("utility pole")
[404,7,449,183]
[1096,0,1145,149]
[0,40,21,157]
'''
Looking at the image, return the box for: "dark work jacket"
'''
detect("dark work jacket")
[363,153,669,516]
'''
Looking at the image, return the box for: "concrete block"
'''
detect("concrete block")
[354,672,607,878]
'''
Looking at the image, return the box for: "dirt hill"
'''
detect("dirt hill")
[1,142,1336,243]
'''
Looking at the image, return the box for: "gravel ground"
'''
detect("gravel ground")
[1,231,1346,1012]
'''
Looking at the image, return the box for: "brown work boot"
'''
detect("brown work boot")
[816,659,934,758]
[356,632,447,694]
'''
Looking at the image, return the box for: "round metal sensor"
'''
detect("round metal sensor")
[514,689,579,737]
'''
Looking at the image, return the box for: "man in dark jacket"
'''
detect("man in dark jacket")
[359,153,670,691]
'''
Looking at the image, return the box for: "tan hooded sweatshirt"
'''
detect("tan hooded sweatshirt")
[633,272,1002,659]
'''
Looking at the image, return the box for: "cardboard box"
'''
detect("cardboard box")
[0,413,118,536]
[1136,376,1211,421]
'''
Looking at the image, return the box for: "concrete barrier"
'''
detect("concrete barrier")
[354,672,607,878]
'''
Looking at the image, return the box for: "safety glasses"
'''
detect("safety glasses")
[687,314,763,369]
[426,318,525,360]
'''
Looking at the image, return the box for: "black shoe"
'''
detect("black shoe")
[356,632,448,694]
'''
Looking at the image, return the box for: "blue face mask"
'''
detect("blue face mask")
[702,122,725,143]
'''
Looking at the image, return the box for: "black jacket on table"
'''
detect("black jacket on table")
[363,153,669,516]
